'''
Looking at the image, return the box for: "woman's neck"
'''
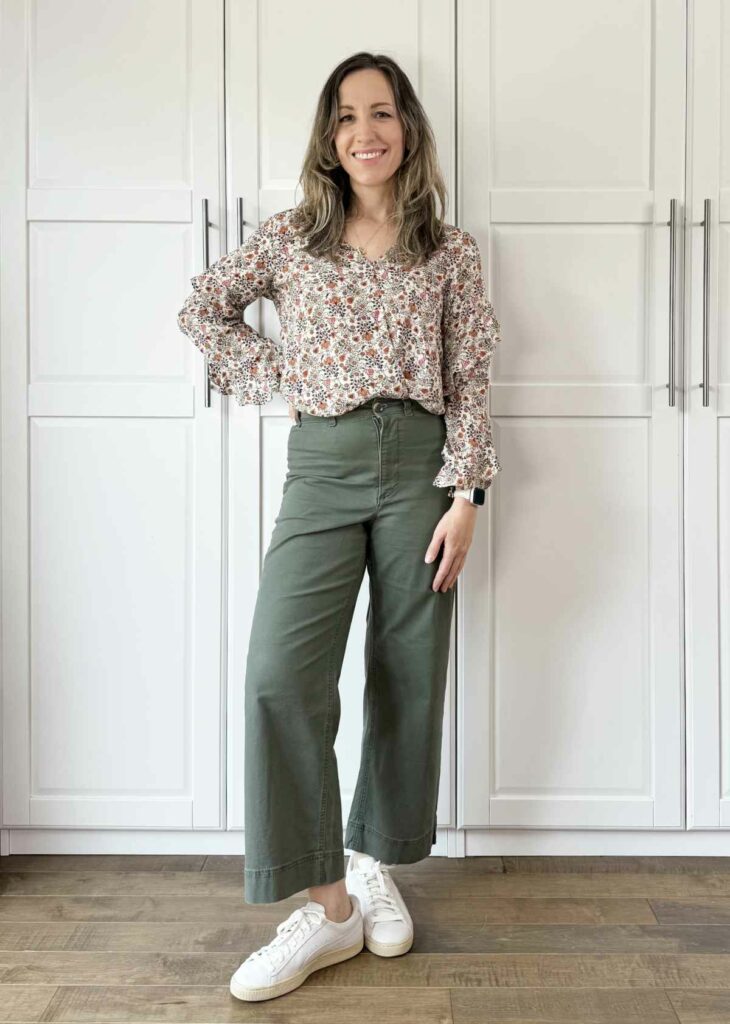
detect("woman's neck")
[347,188,396,224]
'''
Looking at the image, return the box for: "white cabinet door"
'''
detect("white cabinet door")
[0,0,226,828]
[685,0,730,828]
[459,0,686,831]
[224,0,458,846]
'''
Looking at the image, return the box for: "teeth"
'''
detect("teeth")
[354,150,385,159]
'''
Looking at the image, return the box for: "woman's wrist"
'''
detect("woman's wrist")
[451,496,479,512]
[448,485,485,508]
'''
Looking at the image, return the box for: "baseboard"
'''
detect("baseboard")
[2,827,730,857]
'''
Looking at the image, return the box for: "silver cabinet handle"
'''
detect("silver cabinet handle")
[667,198,677,407]
[700,198,711,407]
[201,197,212,408]
[236,197,251,247]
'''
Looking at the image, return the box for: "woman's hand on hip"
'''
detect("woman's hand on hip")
[288,402,297,421]
[424,500,478,592]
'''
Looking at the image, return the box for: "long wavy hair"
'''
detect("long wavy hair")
[290,52,449,270]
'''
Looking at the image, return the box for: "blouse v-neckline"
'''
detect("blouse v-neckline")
[338,239,398,265]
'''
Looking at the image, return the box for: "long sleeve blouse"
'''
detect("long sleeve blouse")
[176,206,503,490]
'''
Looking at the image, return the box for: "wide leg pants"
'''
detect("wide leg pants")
[243,395,456,904]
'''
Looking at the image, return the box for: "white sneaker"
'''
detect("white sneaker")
[230,894,363,1002]
[345,850,414,956]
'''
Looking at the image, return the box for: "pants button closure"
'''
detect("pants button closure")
[373,401,383,412]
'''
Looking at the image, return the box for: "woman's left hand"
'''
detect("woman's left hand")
[424,500,479,591]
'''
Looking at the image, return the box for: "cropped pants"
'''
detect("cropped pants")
[243,395,456,904]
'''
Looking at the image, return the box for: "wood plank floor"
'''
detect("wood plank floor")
[2,854,730,1022]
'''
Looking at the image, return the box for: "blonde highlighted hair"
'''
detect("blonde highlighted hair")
[290,52,449,269]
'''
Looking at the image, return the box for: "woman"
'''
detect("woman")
[176,51,502,1002]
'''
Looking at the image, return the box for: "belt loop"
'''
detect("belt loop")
[329,415,337,427]
[403,398,412,416]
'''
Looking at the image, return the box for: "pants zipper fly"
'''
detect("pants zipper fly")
[374,413,383,506]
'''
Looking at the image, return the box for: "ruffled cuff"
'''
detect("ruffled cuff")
[432,388,501,490]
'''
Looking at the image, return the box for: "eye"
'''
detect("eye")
[338,111,393,122]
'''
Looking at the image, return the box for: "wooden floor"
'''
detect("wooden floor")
[2,854,730,1022]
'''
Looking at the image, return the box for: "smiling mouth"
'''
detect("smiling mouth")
[352,149,387,160]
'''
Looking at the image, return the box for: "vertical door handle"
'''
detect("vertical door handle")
[667,198,677,407]
[201,197,212,408]
[236,197,247,247]
[700,198,711,407]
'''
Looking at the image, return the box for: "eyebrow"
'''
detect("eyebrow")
[337,102,393,110]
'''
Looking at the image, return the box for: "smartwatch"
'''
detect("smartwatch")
[448,486,486,507]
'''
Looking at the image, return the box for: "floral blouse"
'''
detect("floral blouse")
[176,206,502,490]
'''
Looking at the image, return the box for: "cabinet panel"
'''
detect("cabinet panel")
[30,420,190,816]
[685,0,730,828]
[459,0,686,831]
[1,0,226,828]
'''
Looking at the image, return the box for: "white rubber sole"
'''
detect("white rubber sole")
[229,933,364,1002]
[364,931,414,957]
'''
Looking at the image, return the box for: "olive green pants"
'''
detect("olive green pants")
[243,396,455,904]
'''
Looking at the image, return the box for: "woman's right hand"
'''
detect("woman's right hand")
[288,402,297,421]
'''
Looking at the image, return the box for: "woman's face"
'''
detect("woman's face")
[333,68,405,189]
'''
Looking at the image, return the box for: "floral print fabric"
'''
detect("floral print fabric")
[176,206,502,489]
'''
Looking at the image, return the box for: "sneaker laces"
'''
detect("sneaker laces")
[247,903,326,972]
[357,859,404,923]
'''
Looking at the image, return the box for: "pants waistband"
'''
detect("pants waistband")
[294,396,425,426]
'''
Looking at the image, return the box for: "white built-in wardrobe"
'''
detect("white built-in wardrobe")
[1,0,728,859]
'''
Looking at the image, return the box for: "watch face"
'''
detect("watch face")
[472,487,486,506]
